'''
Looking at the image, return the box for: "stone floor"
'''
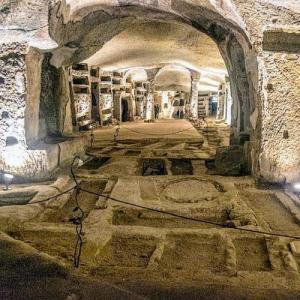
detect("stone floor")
[0,119,300,299]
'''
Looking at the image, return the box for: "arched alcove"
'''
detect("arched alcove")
[154,65,192,92]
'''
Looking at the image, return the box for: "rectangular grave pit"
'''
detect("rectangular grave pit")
[97,234,157,268]
[159,233,227,273]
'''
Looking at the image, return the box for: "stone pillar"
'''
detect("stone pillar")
[217,83,226,121]
[144,68,161,121]
[0,43,51,179]
[190,72,201,119]
[145,81,154,120]
[225,77,232,125]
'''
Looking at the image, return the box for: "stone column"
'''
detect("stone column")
[190,72,201,119]
[144,68,161,121]
[225,77,232,125]
[0,43,51,179]
[217,83,226,121]
[145,81,154,120]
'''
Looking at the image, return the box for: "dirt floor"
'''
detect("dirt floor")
[0,119,300,299]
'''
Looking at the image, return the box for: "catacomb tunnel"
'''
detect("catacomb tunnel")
[0,0,300,299]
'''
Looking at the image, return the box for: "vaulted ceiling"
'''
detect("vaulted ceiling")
[83,21,227,92]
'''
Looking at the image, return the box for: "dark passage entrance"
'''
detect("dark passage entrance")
[170,159,193,175]
[91,83,100,123]
[121,99,129,122]
[141,159,167,176]
[209,96,218,117]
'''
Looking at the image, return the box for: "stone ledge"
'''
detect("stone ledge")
[263,25,300,52]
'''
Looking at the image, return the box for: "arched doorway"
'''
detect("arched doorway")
[121,98,129,122]
[44,0,259,175]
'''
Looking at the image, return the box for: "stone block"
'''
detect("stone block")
[263,26,300,53]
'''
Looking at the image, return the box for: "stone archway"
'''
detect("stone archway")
[1,0,299,184]
[44,0,258,168]
[0,0,265,181]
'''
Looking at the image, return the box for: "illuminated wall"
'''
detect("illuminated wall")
[0,44,28,149]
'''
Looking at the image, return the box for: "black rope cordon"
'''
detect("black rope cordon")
[71,186,84,268]
[80,188,300,241]
[0,155,85,268]
[120,125,196,136]
[0,186,76,206]
[2,151,300,271]
[70,155,85,268]
[71,155,81,186]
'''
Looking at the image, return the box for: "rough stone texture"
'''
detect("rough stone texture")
[0,0,48,31]
[190,78,200,118]
[154,65,192,93]
[215,145,249,176]
[40,54,61,137]
[0,43,28,148]
[74,94,91,118]
[2,128,300,298]
[259,52,300,182]
[263,25,300,53]
[232,0,300,182]
[46,0,258,176]
[0,147,48,180]
[83,21,226,72]
[25,47,44,146]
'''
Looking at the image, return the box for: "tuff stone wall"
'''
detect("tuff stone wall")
[0,43,28,149]
[74,94,91,119]
[25,47,43,146]
[40,54,61,137]
[260,52,300,182]
[232,0,300,182]
[0,44,54,180]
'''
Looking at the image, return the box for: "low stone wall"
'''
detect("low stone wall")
[0,134,89,182]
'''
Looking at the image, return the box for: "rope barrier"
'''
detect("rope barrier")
[72,186,84,268]
[70,156,85,268]
[120,124,196,136]
[1,152,300,269]
[0,186,76,206]
[79,188,300,241]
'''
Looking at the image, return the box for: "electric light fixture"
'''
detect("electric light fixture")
[3,173,14,191]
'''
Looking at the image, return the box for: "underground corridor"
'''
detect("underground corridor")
[0,1,300,299]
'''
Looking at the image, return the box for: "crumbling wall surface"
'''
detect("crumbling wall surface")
[260,53,300,182]
[40,58,75,137]
[25,47,43,146]
[232,0,299,49]
[232,0,300,182]
[40,54,61,137]
[0,43,28,149]
[0,0,48,30]
[0,44,54,180]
